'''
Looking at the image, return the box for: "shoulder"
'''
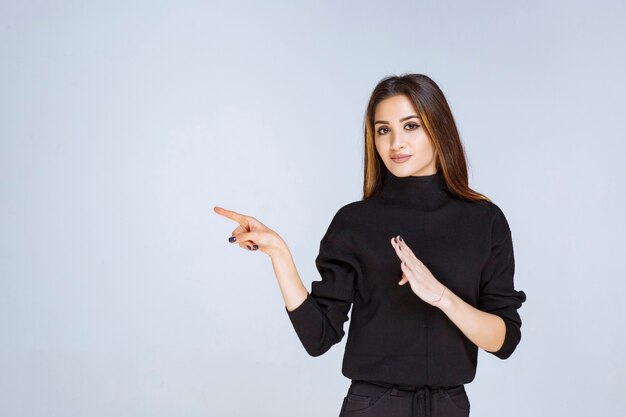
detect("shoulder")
[471,199,512,243]
[469,198,509,222]
[327,199,367,223]
[329,198,393,234]
[314,201,359,251]
[448,197,512,246]
[319,200,366,241]
[334,200,360,215]
[320,200,358,236]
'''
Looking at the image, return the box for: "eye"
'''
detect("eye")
[375,123,420,136]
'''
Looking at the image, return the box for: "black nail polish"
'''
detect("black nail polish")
[247,245,252,250]
[252,244,258,250]
[229,236,237,243]
[398,236,403,241]
[393,237,397,244]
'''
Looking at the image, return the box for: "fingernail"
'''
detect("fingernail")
[398,235,403,241]
[252,244,258,250]
[247,245,252,250]
[393,237,397,244]
[229,236,237,243]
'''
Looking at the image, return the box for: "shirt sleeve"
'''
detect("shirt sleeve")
[478,206,527,360]
[284,206,359,357]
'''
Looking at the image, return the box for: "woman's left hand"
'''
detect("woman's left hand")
[391,235,448,307]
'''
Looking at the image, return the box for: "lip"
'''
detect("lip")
[391,154,412,163]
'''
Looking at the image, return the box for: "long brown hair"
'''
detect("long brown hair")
[362,73,490,203]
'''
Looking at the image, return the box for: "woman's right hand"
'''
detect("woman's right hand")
[213,206,285,256]
[214,205,308,315]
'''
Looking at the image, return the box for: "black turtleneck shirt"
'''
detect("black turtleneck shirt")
[284,170,527,387]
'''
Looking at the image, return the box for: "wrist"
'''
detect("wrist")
[433,286,454,311]
[267,238,290,258]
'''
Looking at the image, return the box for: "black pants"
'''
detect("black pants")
[338,380,471,417]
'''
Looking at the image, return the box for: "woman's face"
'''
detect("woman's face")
[373,94,438,177]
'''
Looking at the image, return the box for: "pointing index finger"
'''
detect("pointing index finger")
[213,206,248,225]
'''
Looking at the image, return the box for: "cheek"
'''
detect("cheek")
[414,132,435,155]
[374,141,386,157]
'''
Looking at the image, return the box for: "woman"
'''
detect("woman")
[214,73,527,417]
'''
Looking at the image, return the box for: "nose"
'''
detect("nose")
[390,130,406,150]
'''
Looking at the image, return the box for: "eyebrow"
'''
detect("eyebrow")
[374,115,420,125]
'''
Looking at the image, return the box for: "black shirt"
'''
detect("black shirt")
[285,170,527,386]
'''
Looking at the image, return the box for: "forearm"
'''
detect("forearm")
[435,287,506,353]
[268,241,309,312]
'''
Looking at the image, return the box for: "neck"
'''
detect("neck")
[379,169,452,209]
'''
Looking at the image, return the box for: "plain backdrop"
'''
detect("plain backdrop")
[1,1,625,416]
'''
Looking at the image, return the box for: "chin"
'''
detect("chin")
[389,164,422,176]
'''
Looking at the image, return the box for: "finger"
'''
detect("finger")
[390,236,409,264]
[399,262,415,286]
[396,236,421,266]
[238,241,258,251]
[228,225,246,243]
[398,274,408,286]
[400,259,413,274]
[234,229,257,251]
[234,231,261,244]
[234,231,263,251]
[213,206,250,225]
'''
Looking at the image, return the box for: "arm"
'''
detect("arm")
[269,240,310,313]
[474,227,526,359]
[214,204,356,357]
[435,289,508,353]
[392,206,527,359]
[280,208,358,357]
[436,224,527,359]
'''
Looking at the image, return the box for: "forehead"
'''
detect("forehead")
[374,95,419,119]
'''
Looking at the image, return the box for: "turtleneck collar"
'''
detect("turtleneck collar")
[379,169,453,209]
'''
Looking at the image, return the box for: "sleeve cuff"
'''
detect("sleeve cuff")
[487,316,521,360]
[285,292,318,323]
[284,293,328,357]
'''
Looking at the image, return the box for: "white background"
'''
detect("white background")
[1,1,625,416]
